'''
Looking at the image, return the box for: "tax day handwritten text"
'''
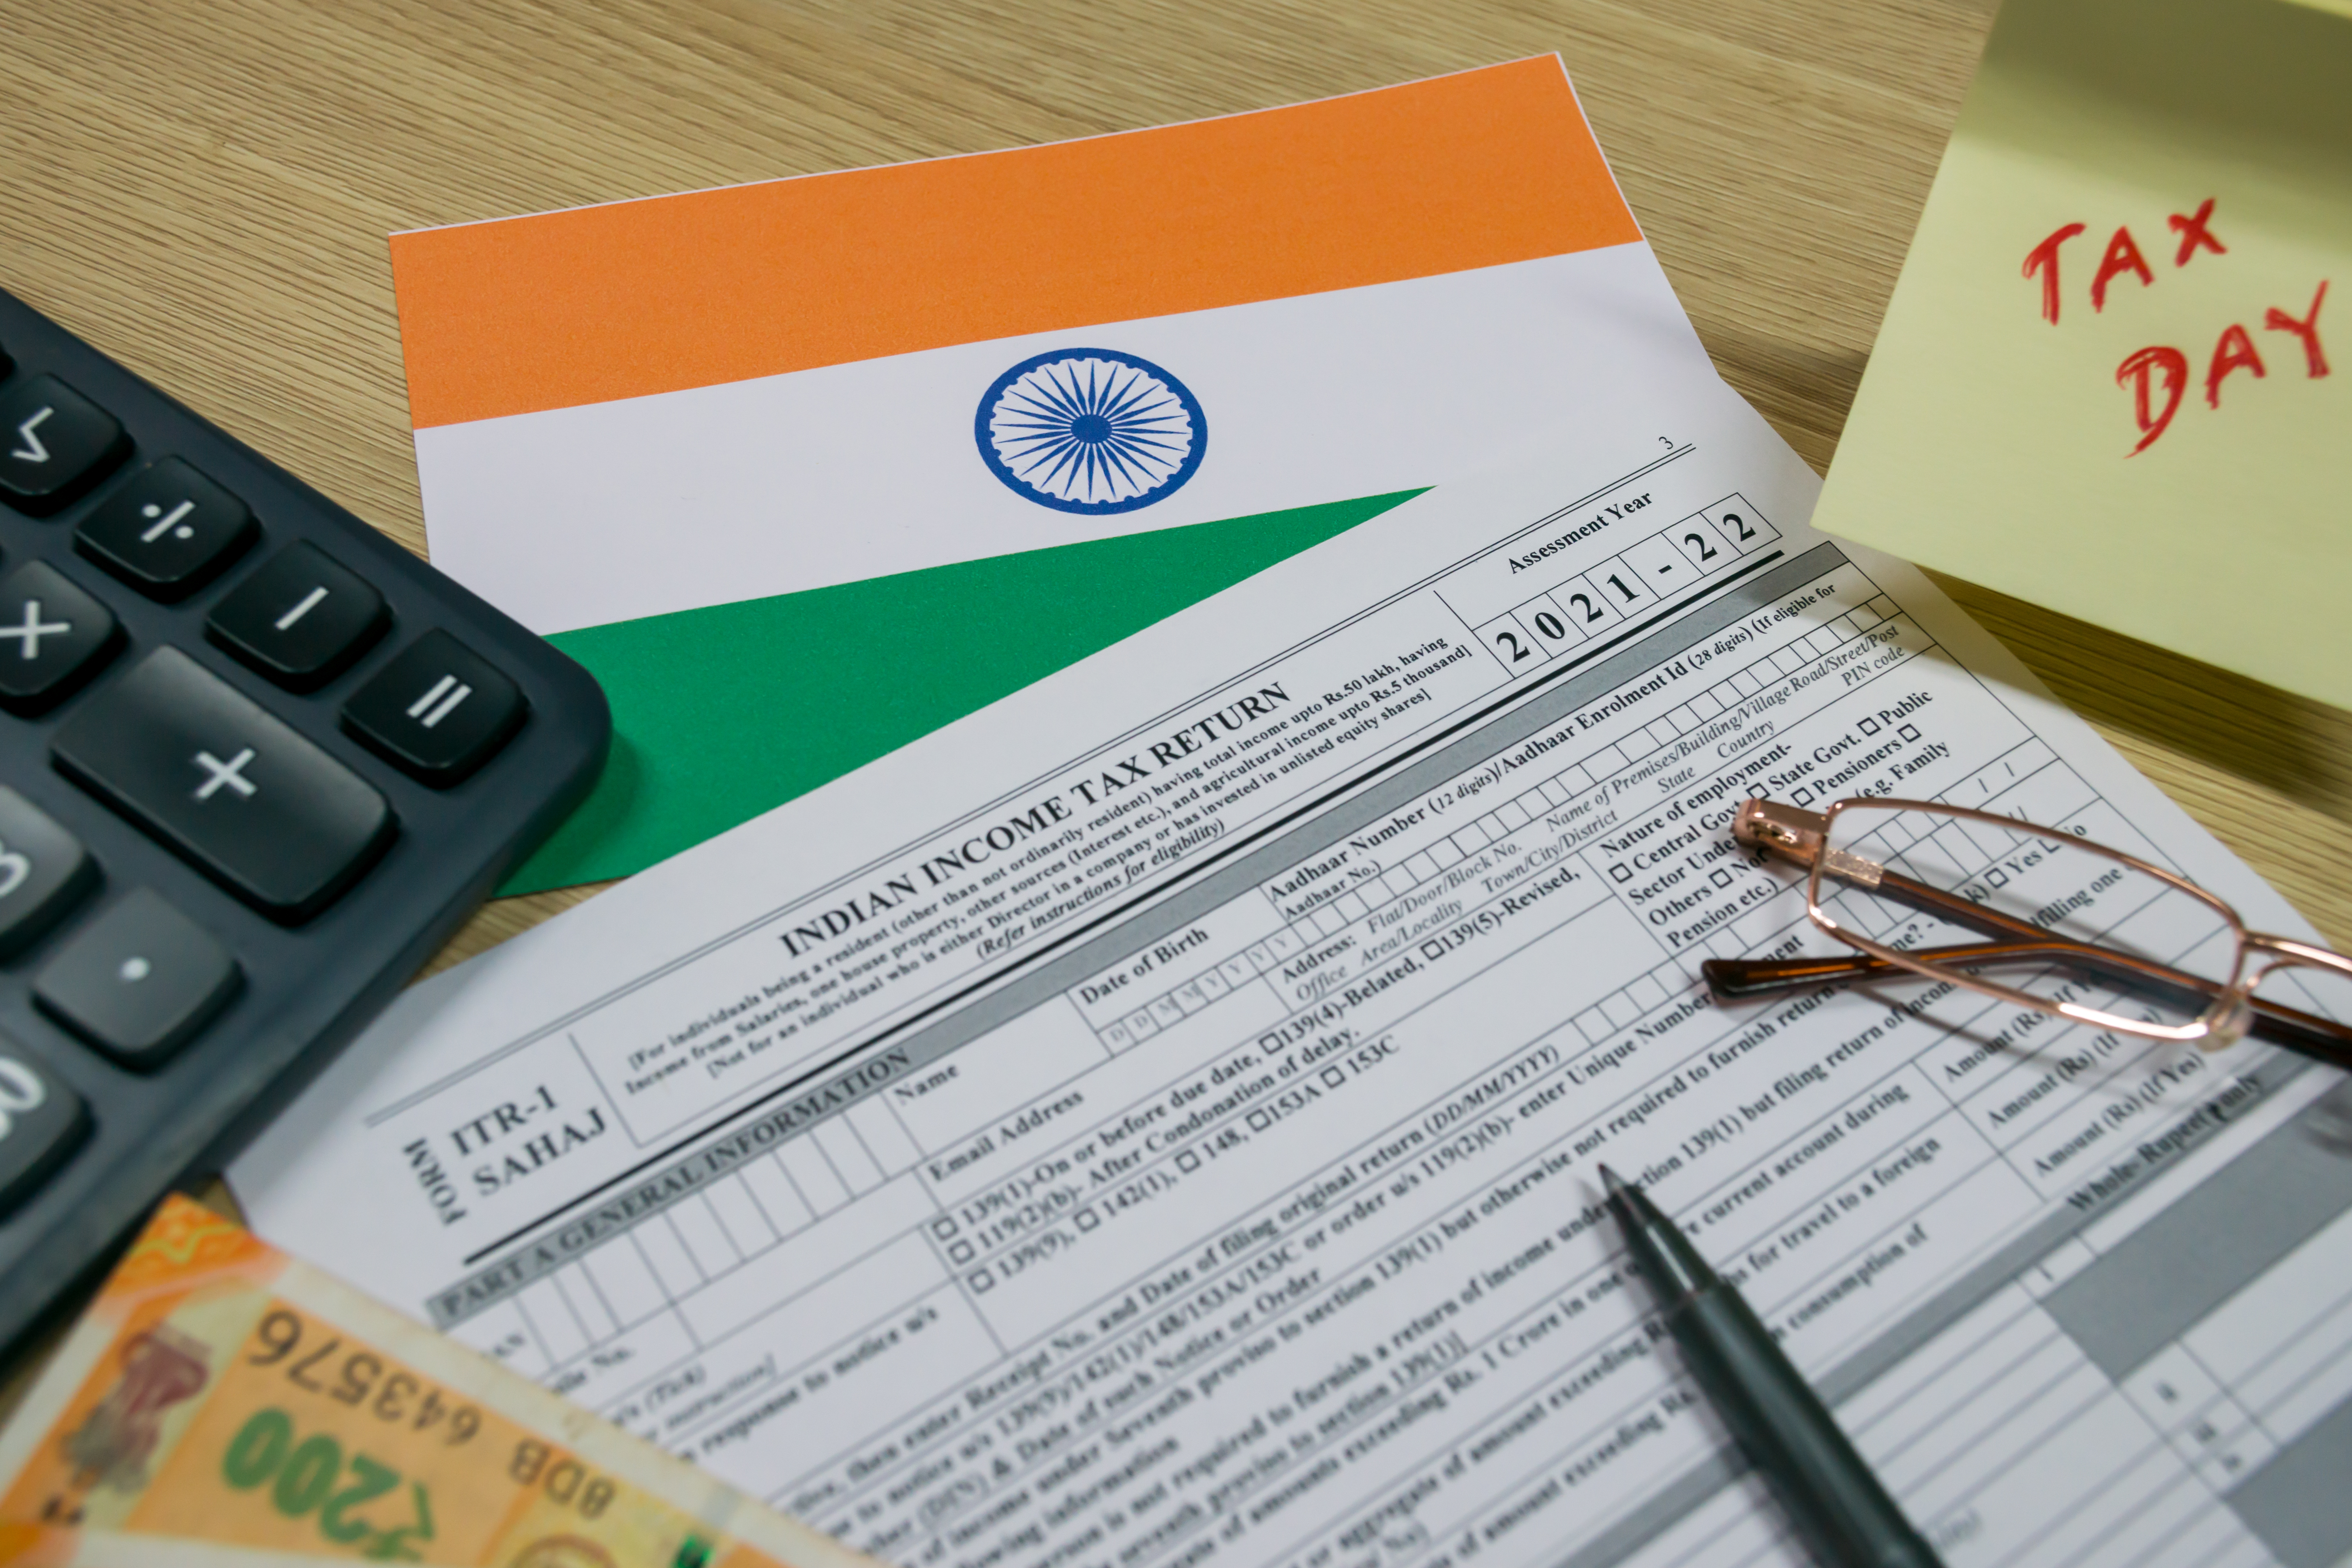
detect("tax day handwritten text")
[2020,199,2329,454]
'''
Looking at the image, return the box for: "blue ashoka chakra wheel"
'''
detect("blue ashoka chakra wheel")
[975,348,1206,514]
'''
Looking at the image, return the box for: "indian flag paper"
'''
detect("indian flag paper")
[392,57,1722,891]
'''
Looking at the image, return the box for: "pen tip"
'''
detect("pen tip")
[1598,1163,1628,1199]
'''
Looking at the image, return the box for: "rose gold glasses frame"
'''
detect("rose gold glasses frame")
[1722,797,2352,1063]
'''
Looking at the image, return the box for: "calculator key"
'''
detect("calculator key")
[342,631,527,786]
[0,374,131,515]
[0,1040,89,1216]
[53,647,394,921]
[75,458,258,601]
[0,786,96,958]
[34,889,238,1068]
[205,542,387,691]
[0,560,120,714]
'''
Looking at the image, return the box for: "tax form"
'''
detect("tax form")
[232,379,2352,1568]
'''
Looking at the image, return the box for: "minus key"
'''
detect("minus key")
[206,541,388,691]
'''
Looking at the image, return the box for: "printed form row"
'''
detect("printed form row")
[1088,591,1906,1052]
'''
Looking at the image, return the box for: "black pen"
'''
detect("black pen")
[1599,1165,1943,1568]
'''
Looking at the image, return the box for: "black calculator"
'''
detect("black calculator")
[0,287,609,1356]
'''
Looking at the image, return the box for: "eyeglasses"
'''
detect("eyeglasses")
[1703,797,2352,1070]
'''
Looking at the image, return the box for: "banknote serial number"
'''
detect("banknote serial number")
[247,1307,481,1443]
[510,1440,617,1519]
[244,1306,620,1523]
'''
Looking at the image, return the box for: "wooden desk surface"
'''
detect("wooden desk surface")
[4,0,2349,1414]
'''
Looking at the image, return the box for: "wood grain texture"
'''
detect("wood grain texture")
[2,0,2347,1421]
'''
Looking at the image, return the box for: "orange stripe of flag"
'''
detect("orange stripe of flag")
[392,58,1641,429]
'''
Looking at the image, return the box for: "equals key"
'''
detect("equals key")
[344,631,527,786]
[408,672,473,730]
[206,541,387,690]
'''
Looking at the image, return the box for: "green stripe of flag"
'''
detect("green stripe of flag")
[505,489,1424,893]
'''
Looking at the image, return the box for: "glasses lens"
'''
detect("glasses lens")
[1812,803,2242,1035]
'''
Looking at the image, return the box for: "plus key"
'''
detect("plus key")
[54,648,393,921]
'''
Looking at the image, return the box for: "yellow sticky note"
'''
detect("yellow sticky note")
[1813,0,2350,707]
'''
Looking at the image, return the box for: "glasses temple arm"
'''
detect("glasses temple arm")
[1859,863,2078,945]
[1856,873,2352,1061]
[1704,941,2352,1068]
[1733,800,2352,1064]
[2247,931,2352,980]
